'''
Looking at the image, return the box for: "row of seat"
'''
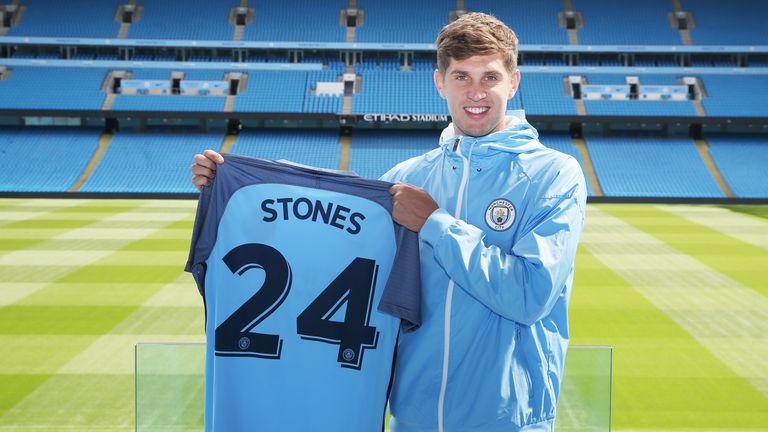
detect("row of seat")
[5,0,767,45]
[2,66,767,117]
[1,127,765,198]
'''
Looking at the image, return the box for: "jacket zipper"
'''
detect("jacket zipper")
[437,137,470,432]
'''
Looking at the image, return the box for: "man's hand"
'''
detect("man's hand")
[191,149,224,191]
[390,183,438,232]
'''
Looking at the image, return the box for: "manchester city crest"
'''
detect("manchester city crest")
[485,199,516,231]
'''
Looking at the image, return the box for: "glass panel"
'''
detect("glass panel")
[135,343,611,431]
[555,345,612,431]
[135,343,205,432]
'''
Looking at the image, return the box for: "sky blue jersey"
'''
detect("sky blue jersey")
[185,154,420,432]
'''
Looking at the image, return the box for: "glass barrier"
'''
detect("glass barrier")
[554,345,612,431]
[136,343,611,431]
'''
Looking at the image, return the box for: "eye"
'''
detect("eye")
[455,74,468,81]
[485,75,499,81]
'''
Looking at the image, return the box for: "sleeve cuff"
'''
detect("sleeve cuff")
[419,208,455,247]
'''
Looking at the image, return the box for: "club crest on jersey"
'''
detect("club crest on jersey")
[485,199,516,231]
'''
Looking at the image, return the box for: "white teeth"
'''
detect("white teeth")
[466,107,488,114]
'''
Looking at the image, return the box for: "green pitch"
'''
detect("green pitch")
[1,199,767,431]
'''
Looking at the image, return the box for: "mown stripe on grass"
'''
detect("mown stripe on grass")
[109,307,203,336]
[584,206,768,400]
[601,205,768,299]
[1,283,49,306]
[0,250,115,267]
[0,374,134,430]
[59,335,204,375]
[725,205,768,221]
[658,204,768,252]
[571,246,768,429]
[0,375,51,416]
[0,336,97,374]
[0,201,198,422]
[121,238,192,252]
[57,265,182,284]
[16,283,168,307]
[142,275,202,308]
[0,306,137,335]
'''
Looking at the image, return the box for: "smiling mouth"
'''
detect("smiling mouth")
[465,107,489,114]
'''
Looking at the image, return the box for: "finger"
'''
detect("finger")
[190,163,215,178]
[203,149,225,164]
[194,153,217,170]
[192,175,210,189]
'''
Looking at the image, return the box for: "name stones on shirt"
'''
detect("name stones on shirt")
[261,197,365,235]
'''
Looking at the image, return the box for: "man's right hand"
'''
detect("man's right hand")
[191,149,225,191]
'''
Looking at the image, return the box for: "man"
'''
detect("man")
[192,12,586,432]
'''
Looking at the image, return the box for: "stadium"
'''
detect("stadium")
[0,0,766,431]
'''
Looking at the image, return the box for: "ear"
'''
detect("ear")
[434,69,446,99]
[509,69,521,98]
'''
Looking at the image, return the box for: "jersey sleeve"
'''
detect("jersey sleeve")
[377,216,422,332]
[184,181,214,298]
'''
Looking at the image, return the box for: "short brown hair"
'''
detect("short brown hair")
[436,12,519,74]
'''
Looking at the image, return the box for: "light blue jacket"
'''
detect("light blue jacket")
[381,113,587,432]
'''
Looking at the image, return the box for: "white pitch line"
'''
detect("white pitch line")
[583,206,768,398]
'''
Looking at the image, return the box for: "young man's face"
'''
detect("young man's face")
[434,53,520,138]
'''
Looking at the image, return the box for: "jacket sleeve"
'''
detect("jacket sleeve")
[419,178,586,326]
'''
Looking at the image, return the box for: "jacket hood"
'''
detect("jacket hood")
[438,110,543,155]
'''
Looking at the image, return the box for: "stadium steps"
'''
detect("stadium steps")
[563,0,580,45]
[573,137,604,196]
[694,138,735,198]
[338,134,351,171]
[224,95,235,112]
[342,71,354,114]
[671,0,692,44]
[4,3,26,36]
[102,93,116,111]
[233,25,244,40]
[693,99,707,116]
[220,134,237,154]
[69,133,112,192]
[575,99,586,115]
[118,23,130,38]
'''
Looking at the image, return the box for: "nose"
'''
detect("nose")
[467,85,486,102]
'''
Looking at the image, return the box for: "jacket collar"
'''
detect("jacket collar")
[438,110,543,156]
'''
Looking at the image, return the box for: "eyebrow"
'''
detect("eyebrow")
[449,70,501,76]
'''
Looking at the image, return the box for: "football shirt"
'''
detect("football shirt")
[185,154,420,431]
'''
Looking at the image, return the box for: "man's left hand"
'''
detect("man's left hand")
[390,183,438,232]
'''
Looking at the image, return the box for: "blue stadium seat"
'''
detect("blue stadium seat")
[231,129,340,170]
[0,127,101,192]
[519,74,577,115]
[127,0,233,40]
[352,70,448,115]
[574,0,681,45]
[687,0,768,45]
[349,130,437,179]
[586,136,724,197]
[233,71,307,112]
[0,67,107,110]
[81,132,223,193]
[707,135,768,198]
[541,133,594,196]
[466,0,568,44]
[242,0,347,42]
[111,95,226,112]
[355,0,450,43]
[701,75,768,118]
[7,0,121,38]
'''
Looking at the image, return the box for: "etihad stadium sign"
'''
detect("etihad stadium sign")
[362,114,449,122]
